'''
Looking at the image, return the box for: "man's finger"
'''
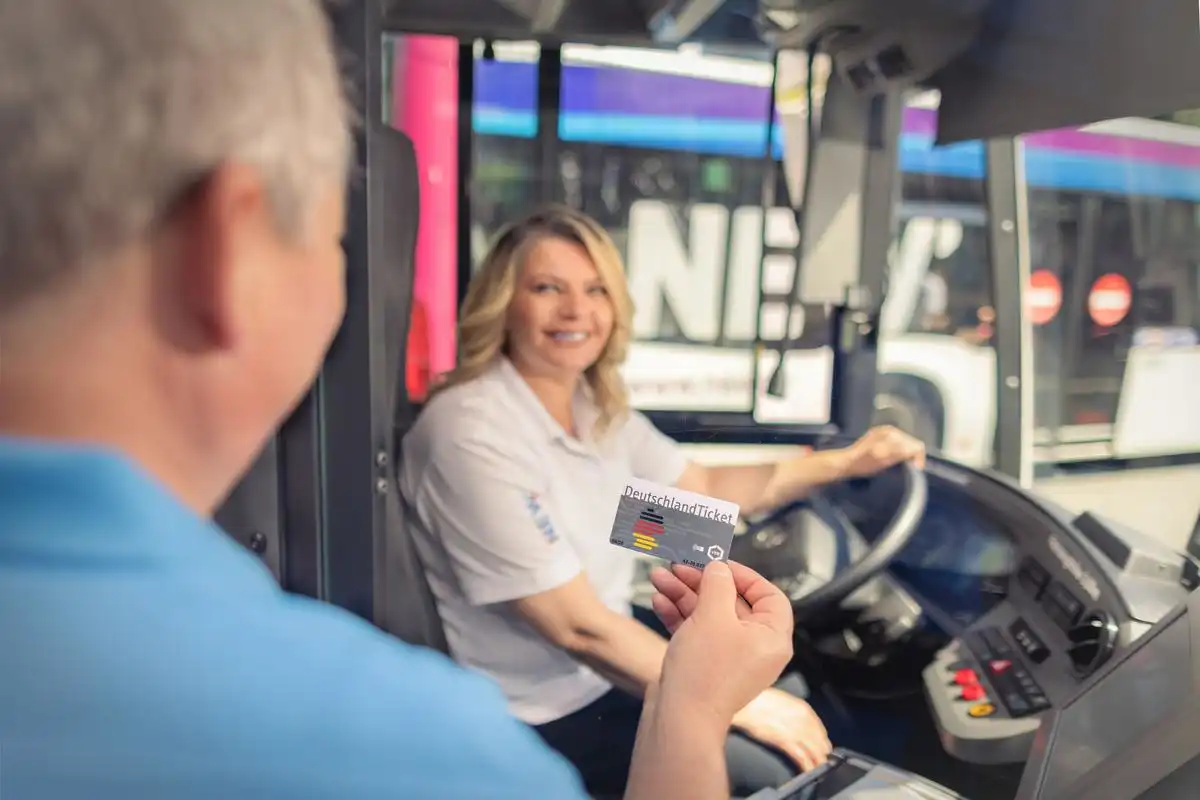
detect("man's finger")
[649,565,689,596]
[668,563,703,591]
[677,561,759,619]
[693,561,738,618]
[729,562,793,617]
[650,566,699,620]
[732,590,792,634]
[727,561,777,598]
[651,593,685,635]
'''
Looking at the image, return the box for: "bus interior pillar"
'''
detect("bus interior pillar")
[456,39,476,304]
[535,45,563,205]
[768,65,903,439]
[307,0,398,624]
[982,138,1031,484]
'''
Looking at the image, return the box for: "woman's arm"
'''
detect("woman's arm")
[675,425,926,518]
[676,450,852,518]
[509,575,669,698]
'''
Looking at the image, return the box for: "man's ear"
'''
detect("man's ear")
[164,163,275,353]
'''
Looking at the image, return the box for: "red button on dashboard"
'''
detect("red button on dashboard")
[961,684,987,702]
[954,668,979,686]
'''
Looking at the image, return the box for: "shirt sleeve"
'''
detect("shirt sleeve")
[622,410,691,486]
[415,430,583,606]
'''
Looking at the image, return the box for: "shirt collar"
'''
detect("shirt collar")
[0,435,273,580]
[493,357,600,452]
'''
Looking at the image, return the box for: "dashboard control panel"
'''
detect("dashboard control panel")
[739,460,1196,796]
[964,625,1052,716]
[923,521,1177,767]
[908,458,1200,769]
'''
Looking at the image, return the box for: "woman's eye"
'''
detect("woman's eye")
[588,286,608,296]
[533,283,559,293]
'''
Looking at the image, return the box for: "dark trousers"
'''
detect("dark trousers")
[533,605,802,798]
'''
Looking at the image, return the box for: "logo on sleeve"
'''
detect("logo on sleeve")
[525,492,559,544]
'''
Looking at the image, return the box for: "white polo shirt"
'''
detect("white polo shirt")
[398,358,690,725]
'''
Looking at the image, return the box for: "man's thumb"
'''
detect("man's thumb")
[694,560,737,618]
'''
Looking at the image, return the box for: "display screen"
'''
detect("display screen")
[888,495,1018,630]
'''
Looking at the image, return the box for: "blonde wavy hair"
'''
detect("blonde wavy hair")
[429,204,635,436]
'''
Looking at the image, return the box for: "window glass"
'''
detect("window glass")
[391,38,1200,472]
[470,40,540,263]
[466,49,1002,463]
[1020,118,1200,463]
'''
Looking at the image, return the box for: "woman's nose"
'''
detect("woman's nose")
[557,289,586,318]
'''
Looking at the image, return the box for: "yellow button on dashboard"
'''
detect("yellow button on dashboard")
[968,702,997,718]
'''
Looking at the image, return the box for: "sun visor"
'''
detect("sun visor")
[382,0,735,42]
[931,0,1200,143]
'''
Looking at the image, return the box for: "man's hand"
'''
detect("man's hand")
[624,562,797,800]
[731,688,832,772]
[652,563,832,771]
[841,425,926,479]
[649,561,793,726]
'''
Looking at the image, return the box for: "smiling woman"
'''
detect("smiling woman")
[427,204,635,435]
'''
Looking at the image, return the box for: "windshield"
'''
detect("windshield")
[390,35,1200,475]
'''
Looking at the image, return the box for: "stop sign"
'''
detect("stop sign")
[1088,273,1132,327]
[1028,269,1062,325]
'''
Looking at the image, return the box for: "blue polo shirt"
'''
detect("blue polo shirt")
[0,437,588,799]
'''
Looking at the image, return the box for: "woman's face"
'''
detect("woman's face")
[506,236,614,382]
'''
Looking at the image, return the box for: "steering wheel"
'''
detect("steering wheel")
[731,461,928,623]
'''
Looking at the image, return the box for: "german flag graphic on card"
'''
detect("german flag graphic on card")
[630,507,665,552]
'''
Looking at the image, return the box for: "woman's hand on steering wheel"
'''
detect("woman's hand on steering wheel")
[840,425,927,479]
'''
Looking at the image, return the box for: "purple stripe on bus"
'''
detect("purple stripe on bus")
[561,66,771,119]
[480,61,1200,167]
[908,105,1200,166]
[1024,128,1200,168]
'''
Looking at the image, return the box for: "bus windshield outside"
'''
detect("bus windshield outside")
[388,36,1200,483]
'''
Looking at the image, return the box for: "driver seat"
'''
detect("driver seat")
[372,123,449,655]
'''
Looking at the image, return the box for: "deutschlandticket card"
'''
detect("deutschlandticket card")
[609,477,740,570]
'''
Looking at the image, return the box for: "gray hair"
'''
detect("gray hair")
[0,0,353,309]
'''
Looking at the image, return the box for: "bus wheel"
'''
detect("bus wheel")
[873,391,940,452]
